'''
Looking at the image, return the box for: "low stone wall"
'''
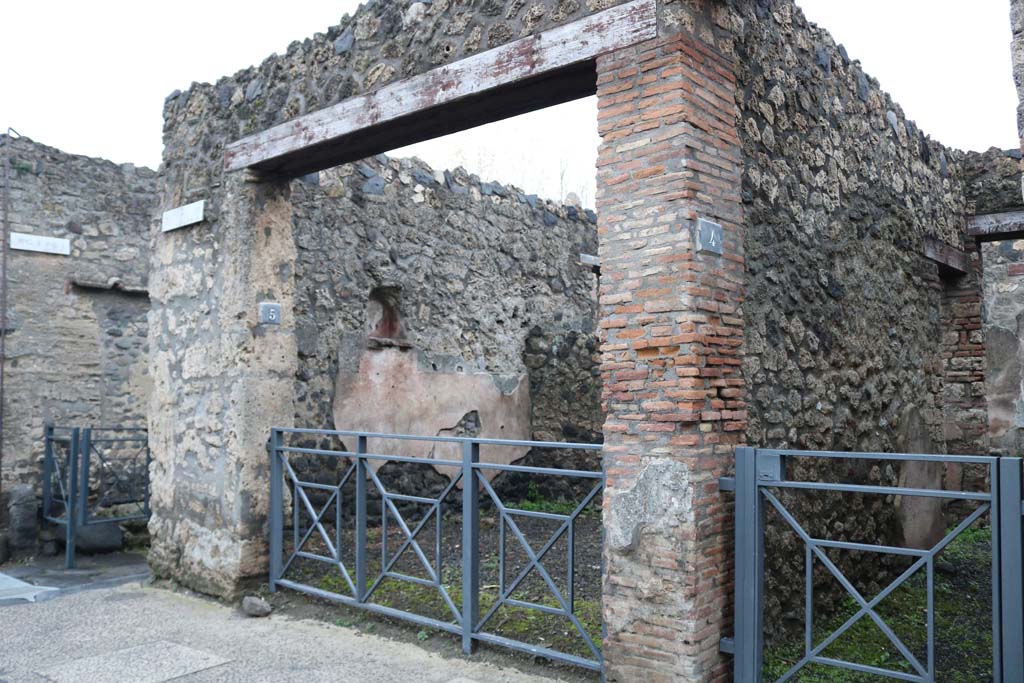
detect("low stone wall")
[0,135,154,499]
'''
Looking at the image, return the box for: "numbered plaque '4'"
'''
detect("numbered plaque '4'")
[696,217,724,256]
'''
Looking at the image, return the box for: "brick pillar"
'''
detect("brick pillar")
[596,31,744,682]
[940,244,988,456]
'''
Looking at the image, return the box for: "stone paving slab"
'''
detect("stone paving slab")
[0,573,56,602]
[0,551,148,606]
[0,584,573,683]
[35,641,231,683]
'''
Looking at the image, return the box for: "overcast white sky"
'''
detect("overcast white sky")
[0,1,1017,206]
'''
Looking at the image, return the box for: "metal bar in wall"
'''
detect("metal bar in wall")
[999,457,1024,682]
[41,424,54,519]
[461,439,480,654]
[734,446,763,683]
[78,428,92,526]
[268,431,283,592]
[64,428,80,569]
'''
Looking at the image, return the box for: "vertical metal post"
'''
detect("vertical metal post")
[65,428,80,569]
[355,435,368,602]
[78,428,92,526]
[999,457,1024,682]
[143,440,152,516]
[41,425,54,519]
[268,430,283,593]
[734,446,764,682]
[462,439,480,654]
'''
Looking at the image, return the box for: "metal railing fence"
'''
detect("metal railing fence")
[268,427,604,671]
[42,424,151,568]
[724,447,1024,683]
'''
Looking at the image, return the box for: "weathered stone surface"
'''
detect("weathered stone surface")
[148,177,297,599]
[6,484,38,551]
[983,242,1024,455]
[604,459,691,556]
[241,595,272,617]
[69,522,125,554]
[291,157,598,444]
[964,148,1024,214]
[332,347,532,479]
[1012,0,1024,165]
[895,407,945,550]
[0,136,154,500]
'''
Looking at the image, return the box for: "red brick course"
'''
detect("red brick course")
[596,29,744,683]
[941,244,989,457]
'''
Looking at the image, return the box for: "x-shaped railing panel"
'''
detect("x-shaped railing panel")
[764,488,992,683]
[475,473,603,662]
[267,430,606,672]
[87,441,149,516]
[364,466,463,624]
[280,457,357,596]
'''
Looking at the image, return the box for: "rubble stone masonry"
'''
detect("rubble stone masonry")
[0,135,154,497]
[150,0,1007,678]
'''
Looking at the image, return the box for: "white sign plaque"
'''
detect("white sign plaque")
[162,200,205,233]
[10,232,71,256]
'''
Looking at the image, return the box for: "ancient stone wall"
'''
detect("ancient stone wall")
[981,238,1024,455]
[1013,0,1024,163]
[733,0,966,454]
[0,135,154,497]
[151,0,636,597]
[150,0,1006,677]
[717,0,987,637]
[290,155,599,447]
[966,148,1024,456]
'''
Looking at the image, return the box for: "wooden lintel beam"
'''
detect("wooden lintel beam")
[923,236,967,275]
[968,210,1024,242]
[224,0,657,177]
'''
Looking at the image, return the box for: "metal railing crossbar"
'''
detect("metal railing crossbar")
[364,466,462,623]
[363,472,463,605]
[757,448,999,465]
[269,427,604,670]
[271,427,604,451]
[762,489,929,679]
[282,458,342,562]
[476,474,602,661]
[765,480,990,501]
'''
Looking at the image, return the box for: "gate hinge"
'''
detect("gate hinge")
[720,637,735,655]
[718,477,736,492]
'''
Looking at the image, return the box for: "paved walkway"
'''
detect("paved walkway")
[0,583,568,682]
[0,551,148,606]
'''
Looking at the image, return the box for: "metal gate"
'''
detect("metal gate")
[42,425,151,568]
[725,447,1024,683]
[268,427,604,670]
